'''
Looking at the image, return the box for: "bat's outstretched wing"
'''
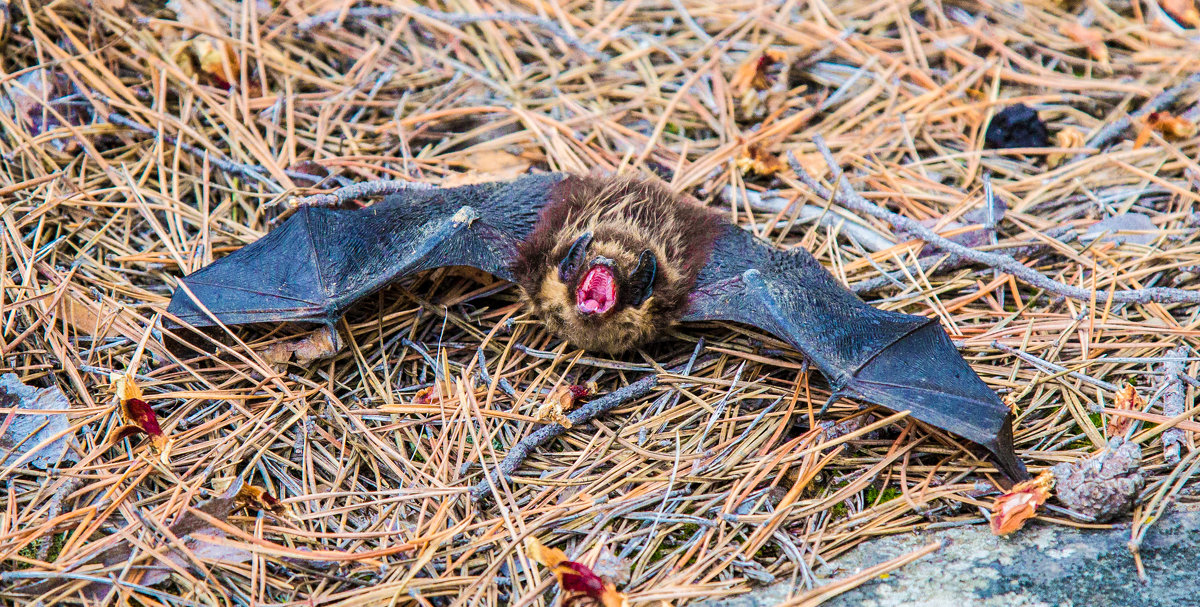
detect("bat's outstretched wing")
[167,174,565,328]
[683,224,1028,480]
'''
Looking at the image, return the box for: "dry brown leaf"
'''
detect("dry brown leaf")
[112,397,169,453]
[255,326,342,368]
[1106,383,1144,437]
[1164,0,1200,27]
[990,470,1055,535]
[442,149,533,186]
[789,151,826,179]
[1134,112,1197,149]
[535,383,595,428]
[736,144,786,177]
[525,537,628,607]
[0,70,91,152]
[59,296,113,339]
[9,479,250,599]
[1058,21,1109,66]
[731,49,787,95]
[1047,126,1086,168]
[235,484,293,518]
[170,37,239,89]
[107,373,171,459]
[414,382,445,405]
[109,371,143,404]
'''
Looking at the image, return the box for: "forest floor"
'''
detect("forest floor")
[1,1,1198,606]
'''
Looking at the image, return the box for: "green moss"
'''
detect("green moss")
[11,532,68,569]
[865,486,902,506]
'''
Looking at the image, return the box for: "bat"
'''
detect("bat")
[167,173,1028,481]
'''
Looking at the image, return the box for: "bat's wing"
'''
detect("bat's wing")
[683,225,1028,480]
[167,174,566,328]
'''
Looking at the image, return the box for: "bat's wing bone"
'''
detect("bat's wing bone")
[683,225,1028,480]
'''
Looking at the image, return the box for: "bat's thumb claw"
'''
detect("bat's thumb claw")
[451,206,479,226]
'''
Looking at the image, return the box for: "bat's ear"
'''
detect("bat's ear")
[626,250,657,306]
[557,231,592,281]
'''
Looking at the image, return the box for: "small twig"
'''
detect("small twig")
[790,139,1200,304]
[469,358,706,502]
[1081,73,1200,157]
[992,341,1119,392]
[849,228,1076,294]
[297,6,609,61]
[289,179,435,208]
[107,113,339,191]
[1158,346,1189,465]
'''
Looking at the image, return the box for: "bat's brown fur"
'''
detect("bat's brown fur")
[513,174,724,354]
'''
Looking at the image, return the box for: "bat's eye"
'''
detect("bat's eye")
[558,232,592,281]
[625,250,657,306]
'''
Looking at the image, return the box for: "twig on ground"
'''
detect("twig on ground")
[790,138,1200,304]
[849,228,1077,294]
[1080,73,1200,157]
[992,341,1119,392]
[469,358,705,502]
[1158,345,1189,464]
[297,6,609,61]
[288,179,435,208]
[107,113,339,191]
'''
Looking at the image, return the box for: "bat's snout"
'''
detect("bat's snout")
[576,262,618,315]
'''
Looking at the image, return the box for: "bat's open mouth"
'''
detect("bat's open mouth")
[576,265,617,315]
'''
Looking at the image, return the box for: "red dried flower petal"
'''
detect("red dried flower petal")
[121,398,164,437]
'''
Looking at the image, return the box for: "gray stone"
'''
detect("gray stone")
[696,504,1199,607]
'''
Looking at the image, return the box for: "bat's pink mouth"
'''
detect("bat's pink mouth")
[576,265,618,315]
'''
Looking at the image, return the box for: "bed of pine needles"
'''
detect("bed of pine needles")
[2,1,1199,605]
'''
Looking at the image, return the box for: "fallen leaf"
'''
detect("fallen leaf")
[535,383,595,428]
[788,152,827,180]
[89,0,127,10]
[235,484,293,518]
[442,149,533,186]
[990,470,1054,535]
[1134,112,1197,149]
[731,49,788,96]
[414,382,445,405]
[984,104,1048,150]
[109,371,144,404]
[1047,126,1086,168]
[736,144,786,177]
[7,478,250,599]
[1106,383,1144,437]
[254,325,342,368]
[0,70,92,152]
[525,537,628,607]
[1058,21,1109,66]
[113,397,169,453]
[1163,0,1200,27]
[1082,213,1159,246]
[59,295,113,339]
[1051,438,1143,522]
[170,36,239,89]
[292,325,341,365]
[0,373,71,468]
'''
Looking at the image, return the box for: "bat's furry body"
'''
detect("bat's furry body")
[167,173,1029,480]
[513,175,722,353]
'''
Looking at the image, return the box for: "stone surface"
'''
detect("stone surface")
[696,504,1200,607]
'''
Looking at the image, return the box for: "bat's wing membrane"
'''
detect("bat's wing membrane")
[167,174,564,328]
[683,225,1028,480]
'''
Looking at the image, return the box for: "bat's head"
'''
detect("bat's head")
[525,229,661,354]
[558,232,656,318]
[513,174,723,354]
